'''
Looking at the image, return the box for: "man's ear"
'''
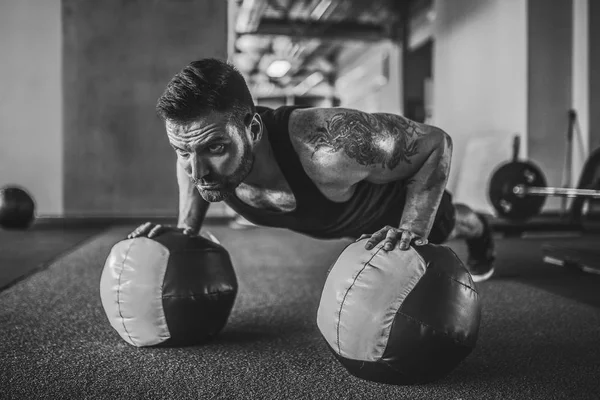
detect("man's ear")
[249,113,263,143]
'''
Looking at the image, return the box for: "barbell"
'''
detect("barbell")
[512,185,600,199]
[488,161,600,221]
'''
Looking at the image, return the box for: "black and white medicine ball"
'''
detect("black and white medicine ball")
[100,231,237,347]
[317,239,481,385]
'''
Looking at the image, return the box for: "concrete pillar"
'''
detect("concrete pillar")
[590,1,600,152]
[62,0,229,216]
[527,0,573,211]
[571,0,589,185]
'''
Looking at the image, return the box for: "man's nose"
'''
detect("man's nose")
[190,155,210,182]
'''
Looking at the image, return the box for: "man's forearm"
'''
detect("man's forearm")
[400,132,452,239]
[176,161,209,231]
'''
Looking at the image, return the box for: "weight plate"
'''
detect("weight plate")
[488,161,547,221]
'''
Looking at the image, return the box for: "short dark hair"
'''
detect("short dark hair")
[156,58,255,125]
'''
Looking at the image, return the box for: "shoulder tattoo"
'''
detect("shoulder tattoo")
[304,111,425,170]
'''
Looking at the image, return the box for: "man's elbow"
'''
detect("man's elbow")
[429,129,452,180]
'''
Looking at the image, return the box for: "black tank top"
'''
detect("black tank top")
[224,106,407,239]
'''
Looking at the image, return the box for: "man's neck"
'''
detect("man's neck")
[241,126,280,188]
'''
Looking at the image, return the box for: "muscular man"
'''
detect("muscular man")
[129,59,496,282]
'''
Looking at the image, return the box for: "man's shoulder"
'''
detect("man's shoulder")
[288,107,361,160]
[288,107,316,135]
[288,107,369,186]
[287,107,327,154]
[288,107,370,142]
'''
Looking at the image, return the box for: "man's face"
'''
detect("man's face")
[166,112,255,202]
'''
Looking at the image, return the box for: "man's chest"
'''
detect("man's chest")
[234,156,358,212]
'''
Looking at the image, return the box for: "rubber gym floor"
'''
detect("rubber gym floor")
[1,219,599,400]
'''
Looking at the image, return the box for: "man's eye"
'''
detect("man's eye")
[175,149,189,158]
[208,144,225,154]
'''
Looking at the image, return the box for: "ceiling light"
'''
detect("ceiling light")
[235,35,270,53]
[266,60,292,78]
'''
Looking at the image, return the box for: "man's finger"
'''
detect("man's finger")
[365,234,384,249]
[148,224,163,238]
[371,228,390,241]
[357,234,371,242]
[136,223,152,236]
[398,231,413,251]
[365,228,391,249]
[383,229,400,251]
[128,222,150,238]
[137,222,152,234]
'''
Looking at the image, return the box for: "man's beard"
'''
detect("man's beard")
[196,145,253,203]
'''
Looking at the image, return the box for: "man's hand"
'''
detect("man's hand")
[359,226,428,251]
[127,222,198,239]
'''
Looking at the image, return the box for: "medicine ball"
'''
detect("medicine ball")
[100,231,237,347]
[317,240,481,385]
[0,186,36,229]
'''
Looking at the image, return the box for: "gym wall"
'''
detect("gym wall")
[433,0,528,213]
[0,0,63,215]
[0,0,228,218]
[434,0,593,214]
[62,0,228,217]
[590,1,600,152]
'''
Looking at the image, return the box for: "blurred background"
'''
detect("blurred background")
[0,0,597,220]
